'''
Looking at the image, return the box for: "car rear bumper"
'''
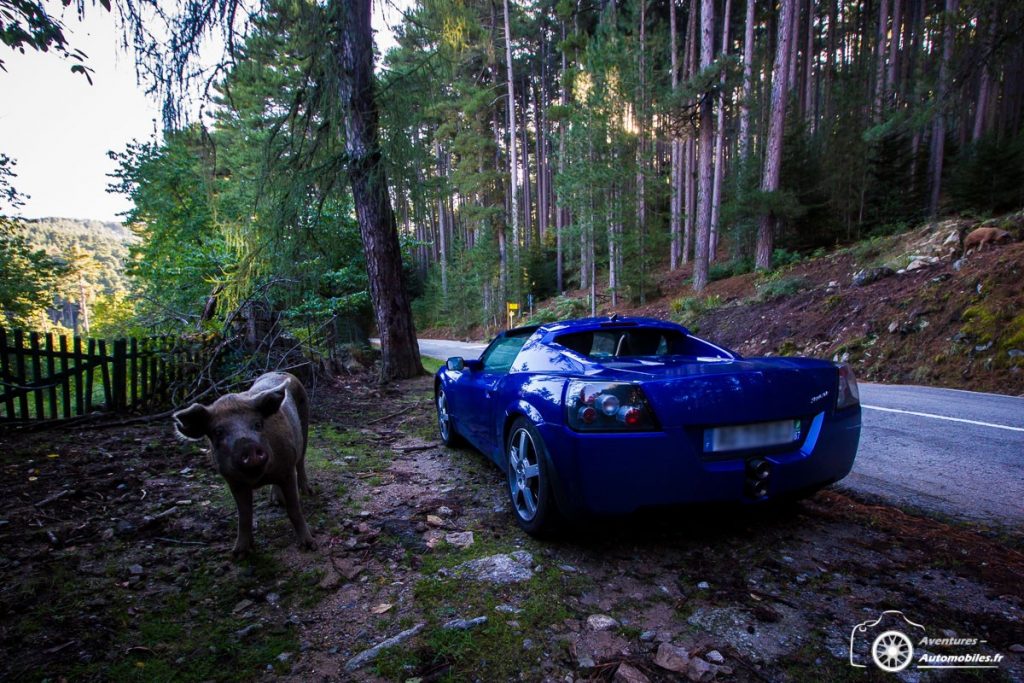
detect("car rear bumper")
[538,407,861,516]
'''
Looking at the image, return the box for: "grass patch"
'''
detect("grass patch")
[307,424,390,474]
[379,564,584,681]
[21,553,306,682]
[421,356,444,374]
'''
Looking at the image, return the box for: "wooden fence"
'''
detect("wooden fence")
[0,328,218,424]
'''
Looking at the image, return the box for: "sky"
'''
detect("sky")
[0,1,409,223]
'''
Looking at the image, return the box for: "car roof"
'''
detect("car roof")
[535,316,689,336]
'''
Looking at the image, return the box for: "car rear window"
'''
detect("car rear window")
[555,328,695,359]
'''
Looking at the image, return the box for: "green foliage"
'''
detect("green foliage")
[0,217,64,329]
[109,131,230,330]
[16,217,135,295]
[670,294,722,330]
[108,3,373,342]
[708,258,754,282]
[0,0,105,79]
[756,275,811,301]
[527,295,587,324]
[770,248,803,269]
[947,133,1024,215]
[0,153,26,209]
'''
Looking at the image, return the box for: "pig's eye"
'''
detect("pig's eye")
[253,420,263,431]
[212,428,226,441]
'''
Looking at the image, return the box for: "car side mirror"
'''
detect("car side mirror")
[446,357,465,372]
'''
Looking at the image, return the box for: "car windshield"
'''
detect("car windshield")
[480,331,532,373]
[555,328,687,359]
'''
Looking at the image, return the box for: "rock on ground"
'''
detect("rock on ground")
[614,661,652,683]
[445,551,534,584]
[654,642,690,673]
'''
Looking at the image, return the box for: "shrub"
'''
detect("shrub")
[757,276,811,301]
[670,294,722,330]
[709,258,754,282]
[528,295,587,324]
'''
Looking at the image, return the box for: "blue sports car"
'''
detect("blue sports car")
[434,316,861,535]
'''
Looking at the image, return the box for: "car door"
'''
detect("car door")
[462,334,530,456]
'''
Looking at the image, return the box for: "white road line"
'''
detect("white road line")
[862,404,1024,432]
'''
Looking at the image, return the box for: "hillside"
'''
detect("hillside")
[517,213,1024,396]
[16,217,136,294]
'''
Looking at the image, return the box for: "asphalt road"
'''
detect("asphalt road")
[849,383,1024,526]
[415,338,1024,527]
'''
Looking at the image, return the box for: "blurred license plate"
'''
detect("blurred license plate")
[704,420,800,452]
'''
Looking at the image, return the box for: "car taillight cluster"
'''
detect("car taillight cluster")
[566,381,657,431]
[835,363,861,410]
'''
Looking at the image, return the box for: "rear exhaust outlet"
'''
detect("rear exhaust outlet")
[748,458,771,480]
[745,458,772,498]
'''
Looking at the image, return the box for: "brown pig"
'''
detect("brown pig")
[173,372,315,557]
[963,227,1012,256]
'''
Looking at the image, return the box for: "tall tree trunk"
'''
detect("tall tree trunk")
[536,77,547,241]
[929,0,958,217]
[886,0,903,107]
[873,0,891,119]
[333,0,422,380]
[738,0,756,163]
[804,0,816,128]
[684,0,698,266]
[556,21,567,293]
[521,82,532,250]
[824,0,837,125]
[435,139,449,298]
[972,5,997,141]
[710,0,732,263]
[503,0,520,297]
[693,0,715,292]
[787,0,799,98]
[636,0,647,303]
[670,0,682,270]
[608,186,617,307]
[756,0,796,271]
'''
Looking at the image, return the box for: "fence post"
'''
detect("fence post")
[113,339,128,414]
[30,332,43,419]
[14,330,28,419]
[0,328,12,419]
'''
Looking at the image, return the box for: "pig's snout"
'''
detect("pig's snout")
[234,440,269,471]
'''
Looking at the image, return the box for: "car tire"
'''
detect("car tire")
[506,417,560,536]
[436,388,466,447]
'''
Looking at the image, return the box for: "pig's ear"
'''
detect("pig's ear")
[174,403,211,439]
[253,382,287,418]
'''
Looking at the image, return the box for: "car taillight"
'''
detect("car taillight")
[836,363,860,410]
[566,381,658,431]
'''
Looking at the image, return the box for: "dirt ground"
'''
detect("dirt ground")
[1,371,1022,682]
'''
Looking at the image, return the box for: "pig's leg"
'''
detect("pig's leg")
[228,482,255,558]
[280,473,316,550]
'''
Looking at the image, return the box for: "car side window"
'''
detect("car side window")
[481,335,529,374]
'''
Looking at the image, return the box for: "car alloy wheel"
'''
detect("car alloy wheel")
[437,389,463,447]
[506,417,559,535]
[437,391,451,441]
[508,426,541,522]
